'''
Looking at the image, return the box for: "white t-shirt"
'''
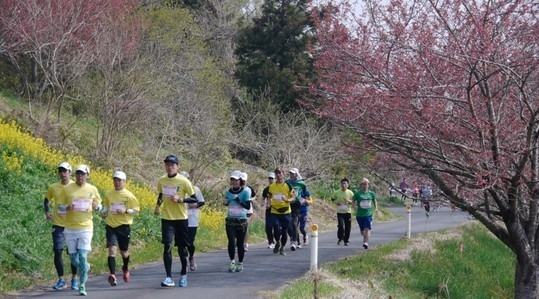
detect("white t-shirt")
[187,186,205,227]
[244,186,255,215]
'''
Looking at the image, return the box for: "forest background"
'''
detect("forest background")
[1,0,526,297]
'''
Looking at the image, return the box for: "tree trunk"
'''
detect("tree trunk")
[514,256,539,299]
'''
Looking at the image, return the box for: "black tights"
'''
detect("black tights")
[163,243,188,277]
[54,249,76,277]
[226,224,246,263]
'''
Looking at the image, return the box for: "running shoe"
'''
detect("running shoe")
[178,275,187,287]
[344,242,349,246]
[52,278,66,290]
[78,284,87,296]
[123,268,130,283]
[108,274,117,286]
[303,236,308,245]
[189,257,197,271]
[297,243,302,249]
[244,243,249,251]
[273,242,280,254]
[228,261,236,272]
[290,242,297,251]
[337,240,342,245]
[70,278,78,290]
[363,243,369,250]
[279,248,286,256]
[268,243,275,249]
[235,262,243,272]
[161,277,175,287]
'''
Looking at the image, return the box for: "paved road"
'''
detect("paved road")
[19,206,468,299]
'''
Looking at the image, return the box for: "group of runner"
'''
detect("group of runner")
[43,156,378,295]
[331,177,378,249]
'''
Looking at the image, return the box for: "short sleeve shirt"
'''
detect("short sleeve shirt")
[157,174,196,220]
[58,183,102,230]
[353,190,376,217]
[45,180,74,226]
[332,189,354,214]
[104,188,140,228]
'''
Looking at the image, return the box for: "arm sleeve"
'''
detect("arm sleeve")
[239,200,251,210]
[44,198,50,213]
[183,193,198,204]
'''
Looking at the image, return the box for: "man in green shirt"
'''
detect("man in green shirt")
[352,178,378,250]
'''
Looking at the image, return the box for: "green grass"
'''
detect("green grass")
[274,223,514,299]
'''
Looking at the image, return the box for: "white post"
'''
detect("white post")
[310,224,319,271]
[406,205,412,238]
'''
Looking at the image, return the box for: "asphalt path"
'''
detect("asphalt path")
[20,205,469,299]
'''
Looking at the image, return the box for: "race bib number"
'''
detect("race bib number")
[273,193,284,201]
[359,200,372,209]
[72,198,90,211]
[110,202,126,214]
[162,185,177,198]
[229,205,243,216]
[338,204,348,212]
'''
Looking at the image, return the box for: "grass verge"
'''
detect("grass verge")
[267,223,514,299]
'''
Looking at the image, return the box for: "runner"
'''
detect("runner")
[351,178,378,250]
[240,172,256,251]
[101,171,140,286]
[262,172,276,248]
[223,170,252,272]
[331,178,354,246]
[180,171,205,272]
[44,162,78,291]
[268,168,295,255]
[154,155,198,288]
[57,164,102,296]
[286,168,310,251]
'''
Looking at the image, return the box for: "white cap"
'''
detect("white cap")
[268,172,276,179]
[57,162,72,171]
[113,171,126,180]
[75,164,90,174]
[230,170,242,180]
[179,171,190,178]
[361,178,370,184]
[240,172,248,181]
[289,167,302,179]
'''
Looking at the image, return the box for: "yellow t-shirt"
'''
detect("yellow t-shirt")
[269,182,295,215]
[104,188,140,228]
[157,174,196,220]
[58,183,102,230]
[332,189,354,214]
[45,180,74,226]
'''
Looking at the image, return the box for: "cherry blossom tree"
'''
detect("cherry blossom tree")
[0,0,139,124]
[309,0,539,297]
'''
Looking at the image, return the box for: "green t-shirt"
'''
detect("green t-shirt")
[352,189,376,217]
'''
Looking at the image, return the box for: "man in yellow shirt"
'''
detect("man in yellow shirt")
[102,171,140,286]
[154,155,198,288]
[331,178,354,246]
[58,164,102,296]
[44,162,78,291]
[268,168,295,255]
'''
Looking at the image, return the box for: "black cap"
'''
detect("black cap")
[164,155,179,164]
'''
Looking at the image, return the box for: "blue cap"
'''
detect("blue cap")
[164,155,179,164]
